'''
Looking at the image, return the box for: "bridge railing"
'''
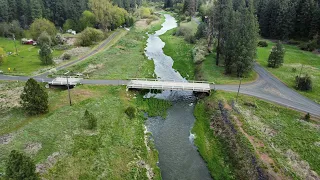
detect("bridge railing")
[129,78,215,85]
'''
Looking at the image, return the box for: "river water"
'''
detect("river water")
[144,14,212,180]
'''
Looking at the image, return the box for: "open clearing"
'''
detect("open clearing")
[257,40,320,103]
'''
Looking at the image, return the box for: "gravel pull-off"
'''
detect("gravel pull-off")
[54,47,91,64]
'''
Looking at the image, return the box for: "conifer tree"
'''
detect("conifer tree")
[6,150,39,180]
[0,0,9,22]
[20,78,49,115]
[268,41,285,68]
[8,0,17,21]
[31,0,43,21]
[39,44,53,65]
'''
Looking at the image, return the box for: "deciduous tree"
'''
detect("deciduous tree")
[29,18,57,40]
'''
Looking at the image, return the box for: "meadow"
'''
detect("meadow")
[0,82,171,179]
[257,40,320,103]
[0,38,63,75]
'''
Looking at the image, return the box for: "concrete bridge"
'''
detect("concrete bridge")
[127,78,213,93]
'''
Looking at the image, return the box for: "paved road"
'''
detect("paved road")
[1,63,320,117]
[34,31,120,78]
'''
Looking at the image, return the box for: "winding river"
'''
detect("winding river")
[145,14,212,180]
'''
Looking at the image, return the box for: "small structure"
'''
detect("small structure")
[127,79,212,94]
[48,77,82,88]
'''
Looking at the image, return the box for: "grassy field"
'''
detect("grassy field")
[257,40,320,103]
[0,38,63,75]
[60,23,164,79]
[0,82,171,179]
[193,91,320,179]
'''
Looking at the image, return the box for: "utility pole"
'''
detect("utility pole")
[66,76,72,106]
[236,77,242,102]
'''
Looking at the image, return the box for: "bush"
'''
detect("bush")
[295,74,312,91]
[292,67,297,72]
[184,34,196,44]
[175,25,193,37]
[195,22,206,39]
[125,106,136,119]
[62,53,72,60]
[305,113,311,121]
[287,39,300,45]
[37,31,52,47]
[299,40,318,51]
[20,78,49,115]
[39,44,53,65]
[6,150,39,180]
[192,44,208,64]
[258,41,268,47]
[139,7,151,18]
[75,27,104,46]
[82,110,97,130]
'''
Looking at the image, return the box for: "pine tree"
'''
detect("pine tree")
[8,0,17,21]
[268,41,285,68]
[31,0,43,21]
[213,0,233,66]
[82,109,97,130]
[17,0,29,28]
[0,0,9,22]
[20,78,49,115]
[295,0,315,38]
[39,44,53,65]
[6,150,39,180]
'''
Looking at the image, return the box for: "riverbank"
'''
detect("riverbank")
[193,91,320,179]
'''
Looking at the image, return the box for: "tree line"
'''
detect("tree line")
[256,0,320,40]
[0,0,138,32]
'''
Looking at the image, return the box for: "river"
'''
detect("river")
[144,14,212,180]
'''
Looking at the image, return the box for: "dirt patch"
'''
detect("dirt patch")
[232,114,285,179]
[36,152,61,174]
[0,134,14,145]
[83,63,104,74]
[25,142,42,155]
[66,37,76,45]
[137,160,155,180]
[223,103,232,111]
[54,47,91,64]
[285,149,319,179]
[135,19,149,29]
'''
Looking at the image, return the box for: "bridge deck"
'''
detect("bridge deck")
[127,80,211,93]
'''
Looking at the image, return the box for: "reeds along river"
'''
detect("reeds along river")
[144,14,212,180]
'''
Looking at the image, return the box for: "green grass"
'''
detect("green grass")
[160,29,195,79]
[257,40,320,103]
[192,100,234,179]
[0,38,63,75]
[204,91,320,178]
[61,27,155,80]
[148,14,166,34]
[160,30,257,83]
[201,54,258,84]
[0,84,162,179]
[135,93,172,118]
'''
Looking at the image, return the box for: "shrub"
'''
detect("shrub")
[195,22,206,39]
[258,41,268,47]
[62,53,72,60]
[287,39,300,45]
[75,27,104,46]
[6,150,39,180]
[305,113,311,121]
[139,7,151,18]
[292,67,297,72]
[146,19,153,25]
[192,44,208,64]
[268,41,285,68]
[299,40,318,51]
[184,34,196,44]
[37,31,52,47]
[295,74,312,91]
[20,78,48,115]
[125,106,136,119]
[83,110,97,130]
